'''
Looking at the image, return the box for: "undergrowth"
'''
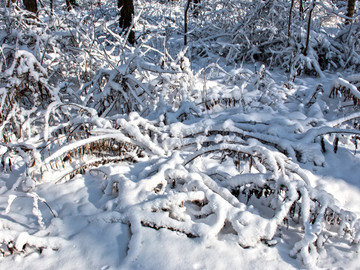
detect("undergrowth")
[0,0,360,267]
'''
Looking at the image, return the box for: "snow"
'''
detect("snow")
[333,77,360,100]
[1,0,360,269]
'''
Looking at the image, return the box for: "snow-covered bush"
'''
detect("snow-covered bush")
[0,1,359,268]
[201,64,289,113]
[98,110,360,268]
[187,0,360,76]
[330,74,360,109]
[0,7,59,142]
[0,50,58,141]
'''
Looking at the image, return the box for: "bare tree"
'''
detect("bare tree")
[6,0,17,8]
[346,0,356,24]
[184,0,191,45]
[184,0,202,45]
[66,0,78,11]
[118,0,135,45]
[304,1,315,56]
[23,0,37,13]
[288,0,294,41]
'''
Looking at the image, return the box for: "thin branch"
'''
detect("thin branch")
[184,0,191,46]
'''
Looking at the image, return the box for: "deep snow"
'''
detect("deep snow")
[1,0,360,269]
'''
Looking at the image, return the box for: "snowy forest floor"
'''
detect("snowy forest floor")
[1,0,360,269]
[1,69,359,270]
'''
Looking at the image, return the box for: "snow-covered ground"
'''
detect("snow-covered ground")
[1,0,360,269]
[1,70,359,269]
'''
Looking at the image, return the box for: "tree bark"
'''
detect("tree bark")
[299,0,304,16]
[66,0,77,11]
[7,0,17,8]
[288,0,294,41]
[118,0,135,45]
[346,0,356,24]
[304,1,315,56]
[184,0,191,45]
[23,0,37,13]
[118,0,134,29]
[66,0,71,11]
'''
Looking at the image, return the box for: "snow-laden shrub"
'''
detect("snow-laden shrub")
[155,50,197,109]
[0,6,60,141]
[330,74,360,109]
[200,64,288,113]
[0,1,359,268]
[98,110,360,268]
[0,0,203,184]
[31,106,161,183]
[186,0,360,75]
[0,50,58,142]
[314,74,360,155]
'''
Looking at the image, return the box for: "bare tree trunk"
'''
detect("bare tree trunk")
[118,0,134,29]
[118,0,135,45]
[7,0,17,7]
[184,0,191,45]
[66,0,77,11]
[346,0,356,24]
[66,0,72,11]
[299,0,304,16]
[304,1,315,56]
[23,0,37,13]
[288,0,294,41]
